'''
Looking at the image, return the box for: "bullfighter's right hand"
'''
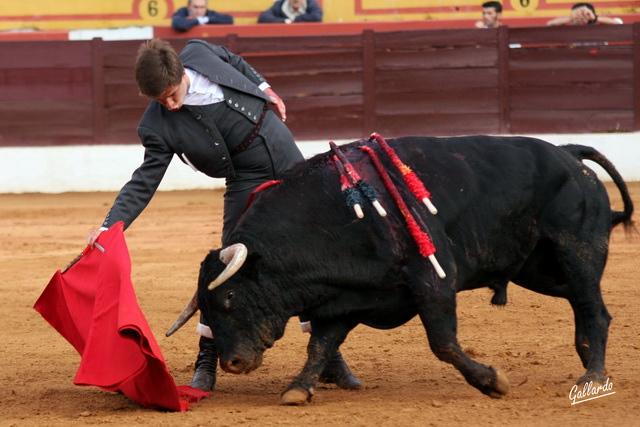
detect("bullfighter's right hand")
[86,227,107,247]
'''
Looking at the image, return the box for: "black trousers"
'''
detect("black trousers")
[221,110,303,245]
[199,108,302,333]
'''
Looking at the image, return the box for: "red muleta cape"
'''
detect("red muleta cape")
[34,222,208,411]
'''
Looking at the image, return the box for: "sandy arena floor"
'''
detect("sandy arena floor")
[1,182,638,426]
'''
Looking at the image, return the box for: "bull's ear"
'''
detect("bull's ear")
[208,243,248,290]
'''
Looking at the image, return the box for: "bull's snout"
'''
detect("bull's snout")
[220,357,249,374]
[220,353,263,375]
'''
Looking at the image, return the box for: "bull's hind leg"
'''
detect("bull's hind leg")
[566,267,611,384]
[519,242,611,385]
[410,267,509,398]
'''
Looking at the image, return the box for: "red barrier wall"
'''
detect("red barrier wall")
[1,23,638,146]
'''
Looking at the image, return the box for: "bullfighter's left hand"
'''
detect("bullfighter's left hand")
[263,87,287,122]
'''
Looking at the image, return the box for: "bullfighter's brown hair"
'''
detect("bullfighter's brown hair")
[135,39,185,98]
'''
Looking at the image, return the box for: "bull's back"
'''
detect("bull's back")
[384,136,613,287]
[233,135,615,318]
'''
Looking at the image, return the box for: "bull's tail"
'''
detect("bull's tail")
[561,144,634,230]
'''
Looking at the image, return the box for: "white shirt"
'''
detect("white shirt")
[184,68,225,106]
[183,67,271,106]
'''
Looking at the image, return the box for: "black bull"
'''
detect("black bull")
[168,135,634,405]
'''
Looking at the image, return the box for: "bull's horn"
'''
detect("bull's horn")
[166,291,198,337]
[208,243,248,290]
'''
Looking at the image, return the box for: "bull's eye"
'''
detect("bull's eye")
[223,291,235,310]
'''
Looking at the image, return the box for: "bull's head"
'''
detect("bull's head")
[167,243,287,375]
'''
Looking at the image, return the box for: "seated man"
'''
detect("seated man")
[258,0,322,24]
[547,3,623,26]
[475,1,503,29]
[172,0,233,32]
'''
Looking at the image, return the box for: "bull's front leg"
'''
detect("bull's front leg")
[280,320,353,405]
[411,265,510,398]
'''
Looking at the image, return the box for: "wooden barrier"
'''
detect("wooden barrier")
[0,23,638,147]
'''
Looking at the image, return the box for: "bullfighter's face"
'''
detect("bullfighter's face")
[151,71,189,111]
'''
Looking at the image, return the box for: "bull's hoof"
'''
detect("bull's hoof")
[280,387,314,406]
[577,372,607,386]
[319,351,363,390]
[489,283,508,306]
[487,367,510,398]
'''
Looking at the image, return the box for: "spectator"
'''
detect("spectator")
[172,0,233,32]
[475,1,503,29]
[85,38,361,394]
[258,0,323,24]
[547,3,623,26]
